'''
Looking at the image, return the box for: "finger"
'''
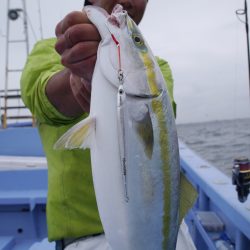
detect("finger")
[55,23,101,54]
[81,78,92,96]
[78,96,90,113]
[64,24,101,47]
[61,41,98,65]
[55,11,91,37]
[69,55,97,82]
[70,75,91,113]
[80,80,91,104]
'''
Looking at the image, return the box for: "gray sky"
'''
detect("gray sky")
[0,0,249,124]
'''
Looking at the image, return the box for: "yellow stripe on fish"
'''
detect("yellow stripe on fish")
[152,99,171,249]
[140,53,161,96]
[128,16,175,249]
[141,51,172,249]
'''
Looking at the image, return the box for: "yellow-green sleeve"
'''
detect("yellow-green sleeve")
[21,38,176,124]
[156,57,177,117]
[21,38,78,126]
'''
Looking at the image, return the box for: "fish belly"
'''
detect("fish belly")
[89,64,130,249]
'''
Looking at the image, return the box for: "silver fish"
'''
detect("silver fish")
[55,4,183,250]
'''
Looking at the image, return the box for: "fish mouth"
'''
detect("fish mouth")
[108,4,127,28]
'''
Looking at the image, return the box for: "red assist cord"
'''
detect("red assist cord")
[111,34,122,72]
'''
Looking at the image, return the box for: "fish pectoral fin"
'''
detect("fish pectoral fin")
[53,116,96,150]
[133,105,154,159]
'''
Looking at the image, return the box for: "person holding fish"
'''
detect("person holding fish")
[21,0,196,249]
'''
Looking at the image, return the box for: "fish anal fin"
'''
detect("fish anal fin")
[179,173,198,224]
[54,116,96,150]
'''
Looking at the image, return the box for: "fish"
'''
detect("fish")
[55,4,182,250]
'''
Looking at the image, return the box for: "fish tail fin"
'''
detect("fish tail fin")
[54,116,96,150]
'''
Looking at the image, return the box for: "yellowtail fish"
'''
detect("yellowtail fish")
[55,4,185,250]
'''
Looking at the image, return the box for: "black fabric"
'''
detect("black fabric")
[55,238,82,250]
[55,234,103,250]
[55,240,64,250]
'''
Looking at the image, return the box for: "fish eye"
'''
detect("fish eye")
[132,33,145,47]
[134,36,141,43]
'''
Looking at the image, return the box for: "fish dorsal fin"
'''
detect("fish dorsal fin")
[84,6,110,40]
[54,116,96,150]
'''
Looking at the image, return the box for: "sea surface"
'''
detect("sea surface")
[177,118,250,177]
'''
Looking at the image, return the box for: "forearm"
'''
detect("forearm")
[45,68,84,117]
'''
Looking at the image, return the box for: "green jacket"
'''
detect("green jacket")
[21,38,177,241]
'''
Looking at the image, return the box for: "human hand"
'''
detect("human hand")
[70,74,92,113]
[55,11,101,83]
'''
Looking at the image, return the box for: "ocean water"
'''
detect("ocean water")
[177,118,250,177]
